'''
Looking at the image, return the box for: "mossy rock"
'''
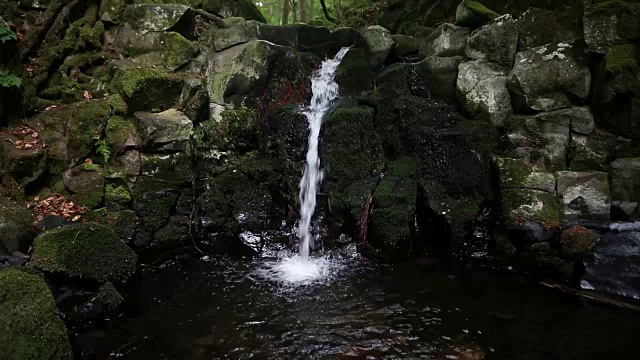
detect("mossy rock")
[140,152,194,183]
[605,44,639,73]
[131,177,181,246]
[0,196,35,254]
[104,183,131,211]
[494,157,556,192]
[193,107,257,152]
[201,0,266,22]
[114,66,183,113]
[335,47,373,97]
[129,32,198,71]
[0,130,47,187]
[0,268,72,360]
[501,188,561,238]
[105,116,138,155]
[30,222,137,283]
[560,225,599,259]
[82,209,136,242]
[369,205,415,260]
[456,0,500,28]
[257,105,308,161]
[63,164,105,209]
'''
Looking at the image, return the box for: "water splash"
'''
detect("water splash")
[298,47,350,260]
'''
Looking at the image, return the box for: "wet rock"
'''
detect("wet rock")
[292,24,334,58]
[455,0,499,29]
[360,25,395,67]
[582,231,640,299]
[456,59,512,127]
[494,157,555,192]
[209,17,252,51]
[131,177,180,247]
[27,99,112,174]
[115,28,197,71]
[465,14,517,68]
[82,209,136,242]
[134,109,193,151]
[508,41,591,112]
[420,23,470,58]
[114,66,184,113]
[0,197,34,254]
[391,34,422,60]
[104,184,131,211]
[584,1,640,54]
[331,27,361,50]
[246,21,297,48]
[335,47,374,96]
[610,158,640,219]
[121,4,194,38]
[501,188,561,243]
[0,130,47,187]
[556,171,610,221]
[63,164,105,209]
[30,222,137,282]
[153,215,190,248]
[560,225,599,259]
[413,55,464,100]
[0,269,72,359]
[140,152,194,183]
[193,107,257,154]
[259,105,308,162]
[514,8,582,51]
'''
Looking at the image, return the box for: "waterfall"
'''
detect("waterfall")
[298,47,350,260]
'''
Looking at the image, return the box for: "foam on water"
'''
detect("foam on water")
[252,254,346,288]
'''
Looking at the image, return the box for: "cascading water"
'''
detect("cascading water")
[298,47,350,260]
[252,48,350,286]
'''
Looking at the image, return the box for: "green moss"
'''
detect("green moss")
[95,282,124,309]
[105,183,131,205]
[0,269,72,360]
[81,209,136,240]
[115,67,168,98]
[105,116,137,153]
[389,158,417,178]
[194,107,257,151]
[560,225,598,258]
[164,32,197,69]
[107,95,128,115]
[495,157,533,188]
[82,163,100,171]
[605,44,639,72]
[29,222,137,283]
[464,0,499,16]
[501,189,561,230]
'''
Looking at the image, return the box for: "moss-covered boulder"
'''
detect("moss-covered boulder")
[63,163,105,209]
[105,116,139,155]
[27,99,113,174]
[0,196,34,254]
[413,55,464,100]
[114,65,184,112]
[514,8,582,51]
[121,3,195,38]
[560,225,599,259]
[140,152,194,183]
[494,157,556,192]
[131,177,181,247]
[360,25,395,67]
[104,183,131,211]
[335,47,374,97]
[30,222,137,282]
[391,34,422,60]
[257,105,307,161]
[100,0,127,23]
[121,32,197,71]
[134,109,193,151]
[82,209,136,242]
[0,268,72,360]
[193,107,257,153]
[107,150,141,179]
[455,0,499,28]
[501,188,561,243]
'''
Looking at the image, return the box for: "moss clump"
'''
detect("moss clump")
[560,225,599,258]
[495,157,533,188]
[81,209,136,241]
[605,44,639,72]
[115,67,168,98]
[105,184,131,203]
[107,94,128,115]
[82,163,100,171]
[464,0,499,16]
[164,32,197,69]
[29,222,137,283]
[194,107,257,151]
[95,281,124,310]
[501,189,561,230]
[105,116,138,154]
[0,269,72,360]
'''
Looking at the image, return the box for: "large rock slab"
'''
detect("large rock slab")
[455,0,499,29]
[514,8,582,51]
[465,14,517,68]
[0,128,47,186]
[584,1,640,54]
[133,109,193,150]
[114,65,184,113]
[556,171,610,221]
[456,59,512,127]
[420,23,470,58]
[413,56,464,100]
[0,269,72,359]
[508,41,591,112]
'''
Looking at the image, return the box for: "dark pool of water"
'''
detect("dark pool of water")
[74,246,640,359]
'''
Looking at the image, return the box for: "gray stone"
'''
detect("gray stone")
[611,158,640,203]
[508,41,591,112]
[501,188,561,243]
[133,109,193,150]
[107,150,141,179]
[465,14,518,68]
[140,152,194,183]
[420,23,470,58]
[569,128,618,171]
[456,59,512,127]
[584,2,640,54]
[360,25,395,67]
[392,35,422,58]
[514,8,582,51]
[413,56,464,100]
[212,20,252,51]
[63,164,106,209]
[121,4,194,38]
[455,0,499,29]
[0,197,34,254]
[556,171,610,221]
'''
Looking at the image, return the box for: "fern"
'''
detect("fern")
[95,139,111,163]
[0,70,22,88]
[0,18,17,44]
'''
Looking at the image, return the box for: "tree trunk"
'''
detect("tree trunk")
[282,0,290,25]
[291,0,298,22]
[319,0,336,23]
[300,0,307,22]
[308,0,314,19]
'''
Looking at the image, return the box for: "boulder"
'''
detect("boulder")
[569,128,620,171]
[391,34,422,60]
[501,188,561,243]
[258,105,308,162]
[201,0,266,22]
[360,25,395,67]
[413,56,464,100]
[0,197,34,254]
[456,59,512,127]
[62,164,106,208]
[140,152,194,183]
[560,225,599,259]
[130,177,181,247]
[508,41,591,112]
[514,8,582,51]
[30,222,137,282]
[133,109,193,150]
[115,31,197,71]
[247,21,297,48]
[104,184,131,211]
[153,215,190,248]
[0,269,72,360]
[420,23,470,58]
[494,157,555,192]
[209,17,252,51]
[335,47,374,97]
[581,231,640,299]
[0,128,47,186]
[105,116,138,155]
[455,0,499,28]
[193,107,257,153]
[107,150,141,179]
[114,65,184,112]
[291,24,334,58]
[584,1,640,54]
[121,4,194,38]
[27,99,113,174]
[82,209,136,242]
[556,171,611,221]
[465,14,517,68]
[610,158,640,218]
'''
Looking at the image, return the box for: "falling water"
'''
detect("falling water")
[298,47,350,260]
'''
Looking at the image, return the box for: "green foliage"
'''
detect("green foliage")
[96,138,112,163]
[0,70,22,88]
[0,17,17,43]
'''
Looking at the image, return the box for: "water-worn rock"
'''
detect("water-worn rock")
[63,164,106,208]
[193,107,257,153]
[0,269,72,360]
[30,222,137,282]
[556,171,610,221]
[583,1,640,54]
[610,158,640,218]
[582,231,640,299]
[455,0,499,28]
[465,14,517,68]
[508,41,591,112]
[501,188,561,243]
[392,34,422,60]
[420,23,470,58]
[360,25,395,67]
[494,157,555,192]
[0,197,34,254]
[560,225,599,259]
[134,109,193,150]
[456,59,512,127]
